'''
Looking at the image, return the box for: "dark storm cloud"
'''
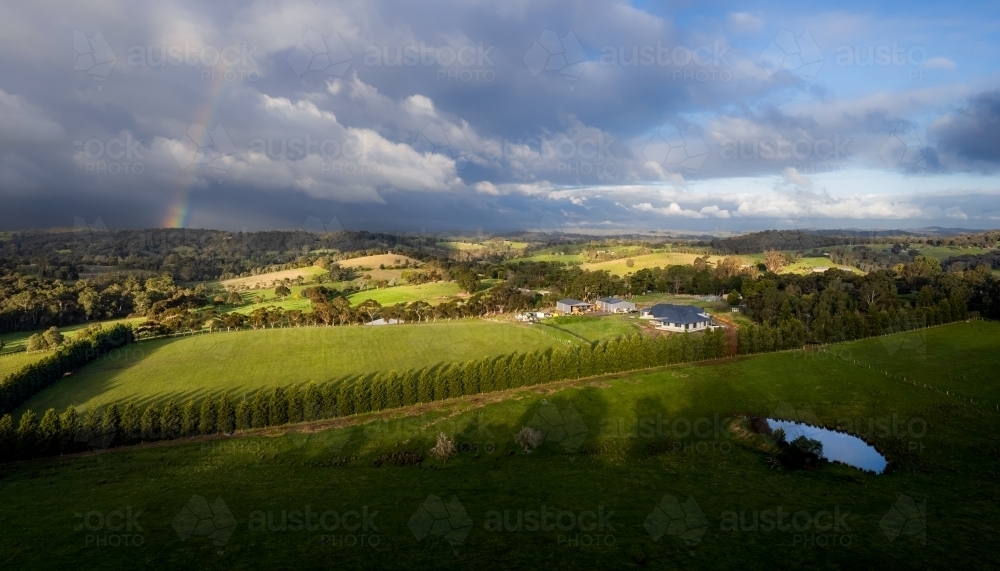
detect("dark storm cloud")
[930,89,1000,166]
[0,0,997,232]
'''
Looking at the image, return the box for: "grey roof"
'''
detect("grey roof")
[557,298,591,306]
[641,304,709,325]
[598,297,626,304]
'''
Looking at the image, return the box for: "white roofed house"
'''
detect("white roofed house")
[595,297,636,313]
[639,304,717,332]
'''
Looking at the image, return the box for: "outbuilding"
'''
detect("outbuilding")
[595,297,636,313]
[556,298,593,314]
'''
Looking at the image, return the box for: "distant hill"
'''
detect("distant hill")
[710,230,861,255]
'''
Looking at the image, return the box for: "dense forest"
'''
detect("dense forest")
[0,229,438,281]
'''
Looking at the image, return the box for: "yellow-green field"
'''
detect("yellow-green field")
[0,317,144,355]
[18,319,572,413]
[221,266,329,289]
[336,253,422,268]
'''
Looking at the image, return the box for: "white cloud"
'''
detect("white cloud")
[727,12,763,33]
[924,57,956,70]
[782,167,813,189]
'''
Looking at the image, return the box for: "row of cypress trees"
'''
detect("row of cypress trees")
[0,329,730,462]
[736,303,961,355]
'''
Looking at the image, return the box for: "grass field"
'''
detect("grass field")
[513,254,585,264]
[579,251,859,276]
[18,320,570,414]
[437,241,529,251]
[0,318,144,356]
[337,254,422,268]
[0,322,996,569]
[866,243,996,261]
[533,314,642,343]
[345,282,464,306]
[221,266,329,289]
[0,351,47,379]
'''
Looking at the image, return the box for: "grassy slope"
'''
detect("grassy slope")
[337,254,422,268]
[865,243,996,261]
[19,320,566,413]
[0,318,143,355]
[220,266,329,289]
[0,351,47,379]
[0,322,996,569]
[346,282,464,306]
[580,252,860,276]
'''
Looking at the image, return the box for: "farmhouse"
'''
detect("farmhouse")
[556,298,593,314]
[595,297,636,313]
[640,303,716,332]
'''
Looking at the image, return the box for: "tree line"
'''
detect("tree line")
[0,325,134,415]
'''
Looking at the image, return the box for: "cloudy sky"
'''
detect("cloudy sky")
[1,0,999,233]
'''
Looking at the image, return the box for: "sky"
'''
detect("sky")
[1,0,999,234]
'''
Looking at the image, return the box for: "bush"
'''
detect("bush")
[429,432,456,463]
[514,426,544,452]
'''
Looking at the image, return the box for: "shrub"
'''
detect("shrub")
[514,426,544,452]
[429,432,456,463]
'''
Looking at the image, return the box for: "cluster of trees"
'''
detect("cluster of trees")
[25,327,65,352]
[829,246,913,272]
[943,250,1000,273]
[0,272,183,332]
[734,260,997,345]
[0,329,730,462]
[0,325,134,415]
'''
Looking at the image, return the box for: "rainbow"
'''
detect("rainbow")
[163,61,234,228]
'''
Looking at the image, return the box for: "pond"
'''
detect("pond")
[767,419,888,474]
